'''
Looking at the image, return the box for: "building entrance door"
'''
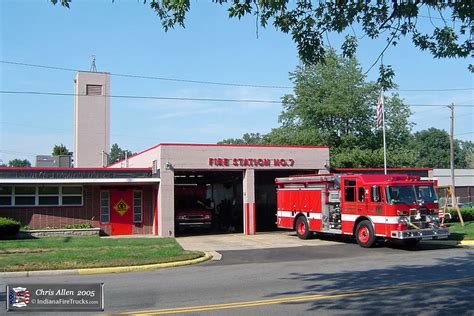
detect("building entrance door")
[110,189,133,235]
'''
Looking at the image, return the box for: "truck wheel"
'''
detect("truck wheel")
[355,220,376,248]
[295,216,311,240]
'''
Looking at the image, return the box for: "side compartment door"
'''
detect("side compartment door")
[307,189,322,231]
[276,188,294,229]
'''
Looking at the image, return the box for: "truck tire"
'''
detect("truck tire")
[295,216,312,240]
[355,220,376,248]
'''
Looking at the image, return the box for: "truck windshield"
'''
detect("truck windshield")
[415,185,438,203]
[385,186,417,204]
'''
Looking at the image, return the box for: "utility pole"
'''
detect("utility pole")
[448,102,463,226]
[449,102,455,190]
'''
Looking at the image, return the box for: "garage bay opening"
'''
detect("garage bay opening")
[174,171,243,236]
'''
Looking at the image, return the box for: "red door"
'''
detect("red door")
[110,189,133,235]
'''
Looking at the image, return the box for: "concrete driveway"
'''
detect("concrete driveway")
[176,231,340,252]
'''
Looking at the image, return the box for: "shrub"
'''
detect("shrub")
[0,217,21,238]
[445,207,474,222]
[62,223,93,229]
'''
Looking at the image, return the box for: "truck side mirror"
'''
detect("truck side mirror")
[372,186,380,202]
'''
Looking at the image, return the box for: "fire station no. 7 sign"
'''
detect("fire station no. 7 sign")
[209,158,295,167]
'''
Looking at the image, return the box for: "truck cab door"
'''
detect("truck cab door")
[369,185,385,235]
[341,178,358,234]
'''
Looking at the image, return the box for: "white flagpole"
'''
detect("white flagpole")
[381,89,387,175]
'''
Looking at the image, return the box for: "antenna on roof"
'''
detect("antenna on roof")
[90,55,97,72]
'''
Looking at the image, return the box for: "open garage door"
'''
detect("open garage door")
[174,171,243,236]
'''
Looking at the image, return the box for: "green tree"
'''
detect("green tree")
[219,133,263,145]
[52,143,70,156]
[276,51,378,149]
[109,144,135,164]
[52,1,473,72]
[267,51,412,167]
[221,51,414,168]
[460,140,474,168]
[8,159,31,167]
[412,128,467,168]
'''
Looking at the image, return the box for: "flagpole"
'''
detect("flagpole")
[381,54,387,175]
[381,89,387,175]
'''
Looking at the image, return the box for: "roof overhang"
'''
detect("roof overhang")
[0,178,160,184]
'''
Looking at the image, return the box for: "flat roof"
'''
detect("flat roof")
[333,168,432,171]
[109,142,329,168]
[0,178,160,184]
[0,167,156,182]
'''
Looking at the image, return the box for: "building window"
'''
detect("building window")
[86,84,103,95]
[0,185,83,207]
[39,186,59,206]
[62,186,83,205]
[0,186,13,205]
[15,186,36,206]
[100,191,110,223]
[133,191,142,224]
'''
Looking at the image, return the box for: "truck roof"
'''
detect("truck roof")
[275,173,433,185]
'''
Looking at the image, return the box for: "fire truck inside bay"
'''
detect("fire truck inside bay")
[276,174,450,248]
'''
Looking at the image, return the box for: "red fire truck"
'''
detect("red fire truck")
[276,174,449,247]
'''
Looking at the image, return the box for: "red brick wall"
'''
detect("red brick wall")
[0,185,155,235]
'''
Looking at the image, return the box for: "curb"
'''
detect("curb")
[459,240,474,246]
[0,252,212,278]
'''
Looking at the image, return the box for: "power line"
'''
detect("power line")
[391,88,473,92]
[2,90,474,107]
[0,90,282,104]
[454,131,474,136]
[0,149,37,157]
[0,61,291,89]
[1,60,473,92]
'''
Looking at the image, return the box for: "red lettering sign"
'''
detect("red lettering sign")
[209,157,295,168]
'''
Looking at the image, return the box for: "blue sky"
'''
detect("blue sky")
[0,1,472,165]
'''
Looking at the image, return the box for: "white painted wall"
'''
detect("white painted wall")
[431,169,474,186]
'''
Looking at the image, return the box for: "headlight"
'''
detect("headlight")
[398,216,408,231]
[398,216,408,223]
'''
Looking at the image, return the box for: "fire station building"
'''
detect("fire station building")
[0,70,330,236]
[0,144,329,236]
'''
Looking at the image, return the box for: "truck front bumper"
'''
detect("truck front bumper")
[176,222,212,229]
[390,227,450,240]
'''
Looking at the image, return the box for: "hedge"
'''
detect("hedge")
[0,217,21,238]
[445,208,474,222]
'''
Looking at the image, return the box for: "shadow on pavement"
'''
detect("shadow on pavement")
[266,252,474,314]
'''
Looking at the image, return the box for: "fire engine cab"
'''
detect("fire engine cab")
[276,174,449,248]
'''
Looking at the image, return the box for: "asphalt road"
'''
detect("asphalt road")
[2,241,474,315]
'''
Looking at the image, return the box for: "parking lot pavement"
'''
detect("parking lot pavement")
[176,231,341,251]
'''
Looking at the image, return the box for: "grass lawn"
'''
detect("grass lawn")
[447,221,474,241]
[0,236,203,272]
